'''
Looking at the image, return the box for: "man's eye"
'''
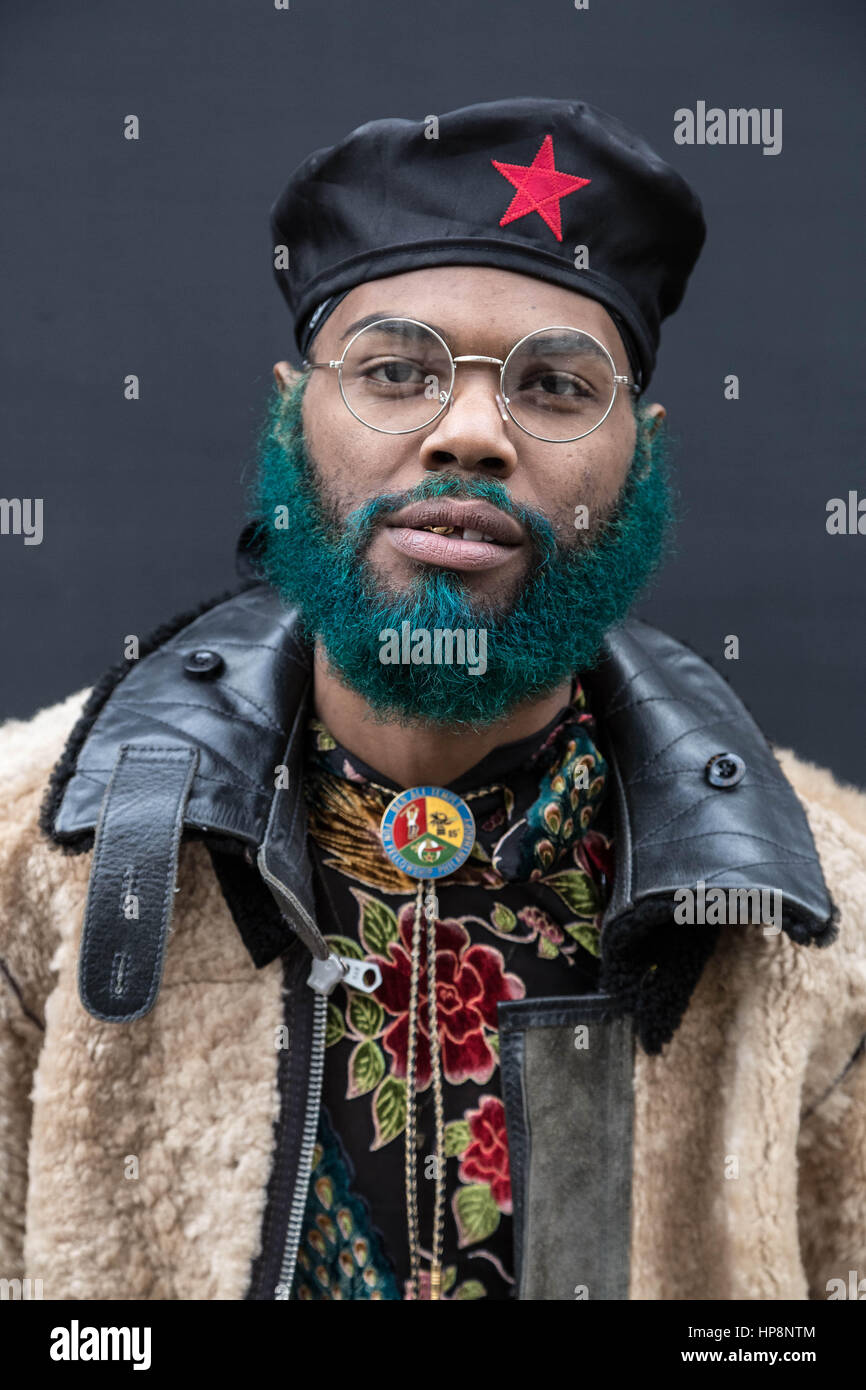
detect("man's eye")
[364,357,426,385]
[519,371,593,398]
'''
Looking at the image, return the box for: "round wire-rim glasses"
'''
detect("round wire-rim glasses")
[302,316,641,442]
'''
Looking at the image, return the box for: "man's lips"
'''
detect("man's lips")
[382,498,524,572]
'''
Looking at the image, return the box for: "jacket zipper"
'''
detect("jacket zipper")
[260,845,383,1299]
[274,985,328,1299]
[273,954,382,1299]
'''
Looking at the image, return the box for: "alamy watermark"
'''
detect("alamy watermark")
[50,1320,151,1369]
[379,622,487,676]
[673,880,782,936]
[826,1270,866,1299]
[0,497,43,545]
[826,491,865,534]
[0,1277,43,1299]
[674,102,782,156]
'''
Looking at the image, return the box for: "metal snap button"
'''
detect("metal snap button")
[183,648,224,680]
[705,752,746,788]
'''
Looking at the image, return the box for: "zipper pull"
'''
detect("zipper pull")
[307,953,382,997]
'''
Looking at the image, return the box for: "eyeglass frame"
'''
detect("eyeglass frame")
[301,316,641,442]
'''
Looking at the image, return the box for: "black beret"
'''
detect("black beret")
[270,96,706,389]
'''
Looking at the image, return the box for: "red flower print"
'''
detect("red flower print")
[371,907,524,1088]
[576,829,614,885]
[458,1096,512,1212]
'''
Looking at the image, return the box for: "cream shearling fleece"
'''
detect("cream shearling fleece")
[1,690,865,1300]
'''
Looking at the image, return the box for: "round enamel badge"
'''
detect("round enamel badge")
[380,786,475,880]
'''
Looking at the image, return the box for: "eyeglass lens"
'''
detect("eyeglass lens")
[338,319,617,440]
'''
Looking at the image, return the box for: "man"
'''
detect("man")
[2,97,865,1302]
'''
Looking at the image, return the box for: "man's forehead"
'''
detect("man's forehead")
[318,266,626,363]
[272,100,706,387]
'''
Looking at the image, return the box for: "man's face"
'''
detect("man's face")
[279,266,649,613]
[260,263,672,728]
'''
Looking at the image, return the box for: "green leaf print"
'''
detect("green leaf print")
[491,903,517,933]
[371,1075,407,1149]
[454,1183,500,1246]
[325,1002,345,1048]
[324,934,365,961]
[444,1120,472,1157]
[544,869,600,918]
[347,991,385,1038]
[355,892,399,956]
[347,1040,386,1099]
[564,920,601,957]
[453,1279,486,1300]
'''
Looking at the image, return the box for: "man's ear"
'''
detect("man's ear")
[273,360,303,392]
[643,402,666,438]
[634,400,666,474]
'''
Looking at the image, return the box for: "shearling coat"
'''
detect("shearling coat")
[2,591,865,1302]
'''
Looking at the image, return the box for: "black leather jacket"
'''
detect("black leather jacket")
[40,581,836,1299]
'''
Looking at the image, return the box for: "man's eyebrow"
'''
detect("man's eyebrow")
[338,316,615,363]
[339,313,451,342]
[520,332,611,360]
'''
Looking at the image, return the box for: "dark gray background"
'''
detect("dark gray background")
[2,0,863,784]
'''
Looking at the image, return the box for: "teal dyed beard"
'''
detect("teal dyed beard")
[250,376,676,729]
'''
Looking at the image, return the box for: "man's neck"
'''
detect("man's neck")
[312,644,574,787]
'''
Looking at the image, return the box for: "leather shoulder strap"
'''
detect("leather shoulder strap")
[79,744,198,1021]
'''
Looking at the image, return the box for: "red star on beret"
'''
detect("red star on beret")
[491,133,591,242]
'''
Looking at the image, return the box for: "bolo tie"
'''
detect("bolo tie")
[379,785,475,1301]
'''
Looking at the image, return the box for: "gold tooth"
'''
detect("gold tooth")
[427,525,455,535]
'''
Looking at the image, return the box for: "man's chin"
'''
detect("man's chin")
[319,655,532,733]
[362,546,527,619]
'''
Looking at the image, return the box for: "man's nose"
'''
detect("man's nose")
[418,369,519,478]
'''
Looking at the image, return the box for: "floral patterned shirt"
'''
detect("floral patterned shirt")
[291,682,615,1301]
